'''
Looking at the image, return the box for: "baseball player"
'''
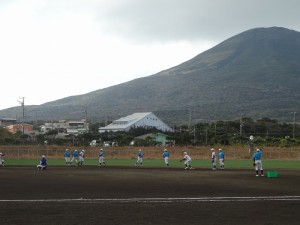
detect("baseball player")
[99,148,106,166]
[253,148,264,177]
[162,149,170,167]
[135,149,143,166]
[37,155,47,171]
[78,149,85,166]
[180,151,192,169]
[218,148,225,169]
[211,148,217,170]
[64,149,71,166]
[70,149,79,166]
[0,152,5,166]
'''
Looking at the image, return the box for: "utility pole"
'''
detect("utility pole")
[18,97,25,134]
[105,114,108,126]
[239,115,244,136]
[214,123,217,138]
[193,126,196,144]
[205,128,208,145]
[292,112,296,139]
[84,109,88,130]
[80,106,88,132]
[188,109,192,130]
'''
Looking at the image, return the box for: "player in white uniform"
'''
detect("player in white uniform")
[180,151,192,169]
[211,148,216,170]
[78,149,85,166]
[0,152,5,166]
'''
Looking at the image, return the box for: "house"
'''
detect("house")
[134,133,169,146]
[5,124,33,134]
[40,119,89,134]
[40,120,68,133]
[98,112,173,133]
[0,118,17,127]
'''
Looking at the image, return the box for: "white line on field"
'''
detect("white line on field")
[0,196,300,203]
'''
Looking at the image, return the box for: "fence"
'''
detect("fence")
[1,145,300,160]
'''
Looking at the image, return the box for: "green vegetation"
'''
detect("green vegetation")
[1,118,299,147]
[4,159,300,169]
[169,117,300,147]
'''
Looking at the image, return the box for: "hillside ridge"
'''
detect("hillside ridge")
[1,27,299,125]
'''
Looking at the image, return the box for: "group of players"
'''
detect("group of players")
[37,148,104,170]
[1,146,263,176]
[62,147,263,176]
[135,148,225,171]
[63,149,87,166]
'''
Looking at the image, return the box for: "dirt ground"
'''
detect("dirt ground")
[0,166,299,225]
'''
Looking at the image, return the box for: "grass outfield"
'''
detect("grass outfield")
[3,159,300,169]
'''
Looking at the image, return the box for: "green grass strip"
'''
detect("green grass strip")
[3,159,300,169]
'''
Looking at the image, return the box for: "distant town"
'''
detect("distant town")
[0,112,299,147]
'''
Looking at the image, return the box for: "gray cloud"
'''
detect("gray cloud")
[99,0,300,43]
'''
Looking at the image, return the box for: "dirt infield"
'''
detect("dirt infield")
[0,166,299,225]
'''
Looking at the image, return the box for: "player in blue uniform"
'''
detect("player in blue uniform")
[162,149,170,167]
[135,149,143,166]
[64,149,71,166]
[253,148,264,176]
[218,149,225,169]
[71,149,79,166]
[37,155,47,171]
[99,148,106,166]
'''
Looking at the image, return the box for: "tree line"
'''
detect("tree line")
[0,117,299,147]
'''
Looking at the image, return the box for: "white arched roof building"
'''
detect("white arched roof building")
[98,112,173,133]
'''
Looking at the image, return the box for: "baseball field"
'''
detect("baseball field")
[1,146,299,224]
[0,164,299,225]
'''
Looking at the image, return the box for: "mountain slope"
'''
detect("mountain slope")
[1,27,300,125]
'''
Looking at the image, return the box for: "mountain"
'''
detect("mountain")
[1,27,300,125]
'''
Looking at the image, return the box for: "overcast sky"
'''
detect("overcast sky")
[0,0,299,110]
